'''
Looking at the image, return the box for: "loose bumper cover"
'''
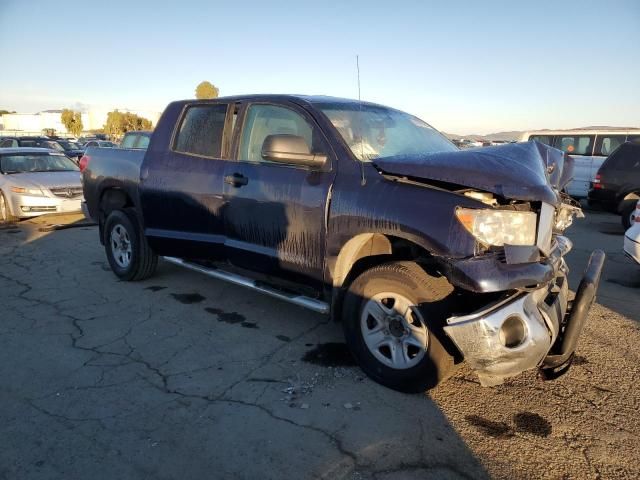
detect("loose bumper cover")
[443,236,605,386]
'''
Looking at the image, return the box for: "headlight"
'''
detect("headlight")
[11,186,45,196]
[456,208,537,246]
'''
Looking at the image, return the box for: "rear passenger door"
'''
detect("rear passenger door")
[222,101,335,292]
[140,102,232,259]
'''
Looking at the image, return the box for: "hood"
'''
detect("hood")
[373,141,574,206]
[8,171,82,190]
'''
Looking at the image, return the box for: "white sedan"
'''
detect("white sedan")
[0,148,83,221]
[623,200,640,264]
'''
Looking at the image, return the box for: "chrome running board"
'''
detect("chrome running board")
[162,257,329,314]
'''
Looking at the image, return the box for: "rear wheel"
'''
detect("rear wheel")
[342,261,456,393]
[104,209,157,281]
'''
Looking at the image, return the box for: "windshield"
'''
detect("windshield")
[319,103,457,161]
[42,141,65,151]
[0,153,80,173]
[99,141,116,148]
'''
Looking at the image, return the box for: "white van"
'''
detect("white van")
[520,129,640,198]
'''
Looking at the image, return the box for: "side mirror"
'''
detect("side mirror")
[261,134,327,168]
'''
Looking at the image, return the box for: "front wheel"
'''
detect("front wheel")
[104,209,157,281]
[620,200,637,230]
[0,191,16,223]
[342,261,457,393]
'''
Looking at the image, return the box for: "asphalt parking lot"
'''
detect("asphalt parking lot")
[1,210,639,480]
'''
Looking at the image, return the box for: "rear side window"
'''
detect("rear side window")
[529,135,553,146]
[594,135,626,156]
[553,135,594,155]
[174,104,227,158]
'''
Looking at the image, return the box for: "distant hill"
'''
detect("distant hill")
[444,131,523,142]
[444,126,639,142]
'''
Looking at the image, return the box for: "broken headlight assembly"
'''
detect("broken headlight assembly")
[456,208,537,247]
[554,203,584,233]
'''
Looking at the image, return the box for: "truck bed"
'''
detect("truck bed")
[82,147,146,222]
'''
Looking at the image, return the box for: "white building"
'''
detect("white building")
[0,108,160,136]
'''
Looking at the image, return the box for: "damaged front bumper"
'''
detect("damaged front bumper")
[443,237,605,386]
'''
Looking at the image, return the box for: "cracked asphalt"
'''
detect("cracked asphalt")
[1,210,639,480]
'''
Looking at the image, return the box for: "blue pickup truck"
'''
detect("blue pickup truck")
[80,94,604,392]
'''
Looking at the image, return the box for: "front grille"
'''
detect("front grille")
[50,186,83,199]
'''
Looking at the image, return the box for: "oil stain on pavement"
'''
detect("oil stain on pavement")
[146,285,167,292]
[205,307,245,324]
[465,415,515,439]
[465,412,552,438]
[171,293,206,304]
[513,412,552,437]
[302,343,357,367]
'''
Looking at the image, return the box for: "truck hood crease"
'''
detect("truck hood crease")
[373,141,573,206]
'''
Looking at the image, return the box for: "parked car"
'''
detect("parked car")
[588,142,640,229]
[0,136,64,151]
[0,148,83,221]
[623,201,640,264]
[55,139,85,162]
[120,131,152,150]
[81,95,604,392]
[83,140,116,149]
[78,134,108,144]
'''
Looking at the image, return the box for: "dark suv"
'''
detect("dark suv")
[588,142,640,228]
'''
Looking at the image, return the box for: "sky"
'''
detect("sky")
[0,0,639,135]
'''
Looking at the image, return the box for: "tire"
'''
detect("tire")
[620,200,637,230]
[103,209,157,281]
[0,191,17,223]
[342,261,456,393]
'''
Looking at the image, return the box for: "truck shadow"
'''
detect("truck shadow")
[0,214,506,479]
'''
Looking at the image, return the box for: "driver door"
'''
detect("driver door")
[222,102,335,292]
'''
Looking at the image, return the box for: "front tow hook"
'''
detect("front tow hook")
[539,249,605,380]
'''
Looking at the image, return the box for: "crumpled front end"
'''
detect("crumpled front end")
[441,222,604,386]
[444,262,569,386]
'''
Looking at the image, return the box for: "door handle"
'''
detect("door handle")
[224,173,249,187]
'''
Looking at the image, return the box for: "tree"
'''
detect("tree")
[60,109,83,137]
[104,110,153,138]
[0,110,16,115]
[195,81,219,99]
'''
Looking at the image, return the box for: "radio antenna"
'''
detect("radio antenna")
[356,55,366,186]
[356,55,361,102]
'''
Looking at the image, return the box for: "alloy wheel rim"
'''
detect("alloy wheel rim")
[360,292,429,370]
[110,224,132,268]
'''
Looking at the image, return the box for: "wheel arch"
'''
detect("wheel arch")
[329,232,440,318]
[98,187,136,244]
